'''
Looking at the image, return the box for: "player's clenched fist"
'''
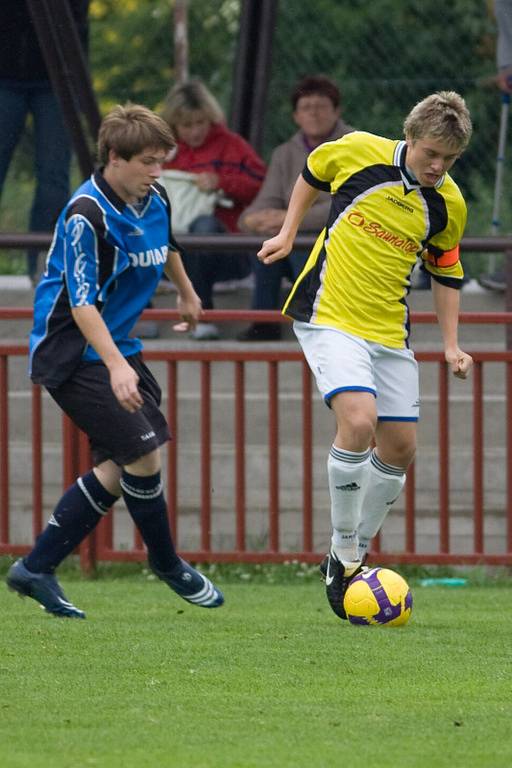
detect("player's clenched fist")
[445,348,473,380]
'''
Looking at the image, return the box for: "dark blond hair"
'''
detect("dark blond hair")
[161,79,224,131]
[97,103,176,166]
[403,91,472,150]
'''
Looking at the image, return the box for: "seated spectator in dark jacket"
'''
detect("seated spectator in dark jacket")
[161,79,266,340]
[237,75,353,341]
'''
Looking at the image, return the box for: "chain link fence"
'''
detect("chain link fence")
[0,0,509,277]
[264,0,511,276]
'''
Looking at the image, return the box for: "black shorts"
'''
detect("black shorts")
[48,354,171,466]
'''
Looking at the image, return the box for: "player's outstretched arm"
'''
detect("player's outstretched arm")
[257,176,320,265]
[431,279,473,379]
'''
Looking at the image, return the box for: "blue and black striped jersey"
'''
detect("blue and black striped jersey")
[29,171,180,387]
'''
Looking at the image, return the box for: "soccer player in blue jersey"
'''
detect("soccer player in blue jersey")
[6,104,224,617]
[257,92,473,621]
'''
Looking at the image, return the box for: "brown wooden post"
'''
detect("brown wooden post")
[173,0,189,84]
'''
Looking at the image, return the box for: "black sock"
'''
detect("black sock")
[120,469,180,573]
[24,470,119,574]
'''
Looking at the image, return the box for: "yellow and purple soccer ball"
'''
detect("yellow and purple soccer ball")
[343,567,413,627]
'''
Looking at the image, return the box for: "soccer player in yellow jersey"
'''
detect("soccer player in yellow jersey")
[257,91,473,621]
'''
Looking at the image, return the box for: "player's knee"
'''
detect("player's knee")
[399,434,416,465]
[331,392,377,448]
[337,413,376,449]
[383,439,416,470]
[93,461,122,496]
[124,448,161,477]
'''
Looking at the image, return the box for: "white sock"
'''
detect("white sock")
[332,530,359,565]
[328,445,371,562]
[357,450,406,560]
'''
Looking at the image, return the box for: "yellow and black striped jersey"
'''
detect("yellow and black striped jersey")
[283,131,467,348]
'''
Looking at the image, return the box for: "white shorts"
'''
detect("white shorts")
[294,321,420,421]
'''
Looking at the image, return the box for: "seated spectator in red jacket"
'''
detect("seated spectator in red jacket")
[161,79,266,339]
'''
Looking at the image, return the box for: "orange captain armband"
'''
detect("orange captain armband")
[425,244,460,268]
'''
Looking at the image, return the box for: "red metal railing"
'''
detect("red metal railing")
[0,309,512,568]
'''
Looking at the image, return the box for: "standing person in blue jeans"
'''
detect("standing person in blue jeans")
[237,75,353,341]
[478,0,512,292]
[0,0,89,285]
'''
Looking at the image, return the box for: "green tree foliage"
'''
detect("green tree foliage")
[89,0,240,113]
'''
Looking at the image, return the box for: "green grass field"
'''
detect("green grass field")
[0,563,511,768]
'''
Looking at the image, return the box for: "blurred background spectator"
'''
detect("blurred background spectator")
[495,0,512,95]
[160,79,266,340]
[237,75,353,341]
[478,0,512,292]
[0,0,89,286]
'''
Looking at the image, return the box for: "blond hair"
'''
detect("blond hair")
[403,91,472,150]
[97,103,176,166]
[161,79,224,130]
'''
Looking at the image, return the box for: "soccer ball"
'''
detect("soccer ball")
[343,567,413,627]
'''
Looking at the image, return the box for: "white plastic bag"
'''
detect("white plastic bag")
[159,169,231,233]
